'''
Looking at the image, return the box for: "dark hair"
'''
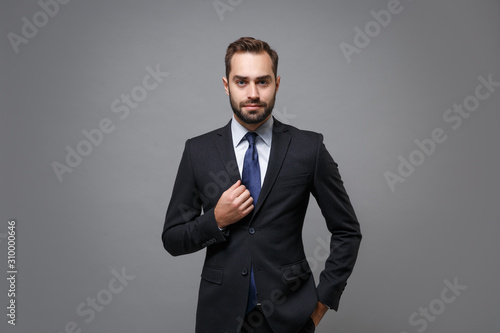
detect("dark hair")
[225,37,279,79]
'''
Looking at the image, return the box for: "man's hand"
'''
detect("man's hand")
[214,180,254,228]
[311,301,328,327]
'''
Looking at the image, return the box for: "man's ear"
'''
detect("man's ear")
[222,77,229,95]
[275,76,281,93]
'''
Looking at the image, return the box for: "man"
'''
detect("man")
[162,37,361,333]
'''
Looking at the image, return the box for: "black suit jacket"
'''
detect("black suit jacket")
[162,118,361,333]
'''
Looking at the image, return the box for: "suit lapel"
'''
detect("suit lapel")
[215,118,291,220]
[215,120,241,185]
[252,118,291,218]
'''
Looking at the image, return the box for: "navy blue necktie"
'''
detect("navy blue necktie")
[242,132,260,313]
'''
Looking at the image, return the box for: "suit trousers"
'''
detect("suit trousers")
[239,306,316,333]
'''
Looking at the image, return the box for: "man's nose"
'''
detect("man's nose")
[247,83,259,100]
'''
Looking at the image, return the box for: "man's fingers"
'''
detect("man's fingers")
[231,184,248,198]
[228,180,241,191]
[238,188,251,199]
[235,193,253,209]
[233,188,252,207]
[241,196,254,209]
[235,195,254,218]
[241,203,254,216]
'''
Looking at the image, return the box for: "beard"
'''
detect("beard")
[229,91,276,124]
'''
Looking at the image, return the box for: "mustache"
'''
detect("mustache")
[239,100,266,107]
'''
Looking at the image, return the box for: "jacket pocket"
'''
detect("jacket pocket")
[201,265,223,285]
[280,259,311,283]
[275,173,310,187]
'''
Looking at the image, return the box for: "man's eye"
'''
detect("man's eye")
[236,80,246,86]
[258,81,269,85]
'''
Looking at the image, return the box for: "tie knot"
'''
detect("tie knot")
[245,132,257,145]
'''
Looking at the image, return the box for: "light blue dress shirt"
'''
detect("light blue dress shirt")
[231,115,273,186]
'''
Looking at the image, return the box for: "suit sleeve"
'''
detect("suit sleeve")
[311,134,362,310]
[162,139,228,256]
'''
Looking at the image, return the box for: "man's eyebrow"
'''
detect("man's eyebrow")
[232,75,272,81]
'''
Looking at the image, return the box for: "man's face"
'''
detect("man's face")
[223,52,280,127]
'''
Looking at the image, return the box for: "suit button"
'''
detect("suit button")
[248,227,255,235]
[241,268,248,276]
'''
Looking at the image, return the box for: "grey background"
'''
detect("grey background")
[1,0,499,332]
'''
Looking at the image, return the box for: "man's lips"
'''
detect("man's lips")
[244,104,263,110]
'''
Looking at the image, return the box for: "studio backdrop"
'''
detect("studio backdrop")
[1,0,499,332]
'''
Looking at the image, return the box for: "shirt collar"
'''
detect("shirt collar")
[231,115,273,148]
